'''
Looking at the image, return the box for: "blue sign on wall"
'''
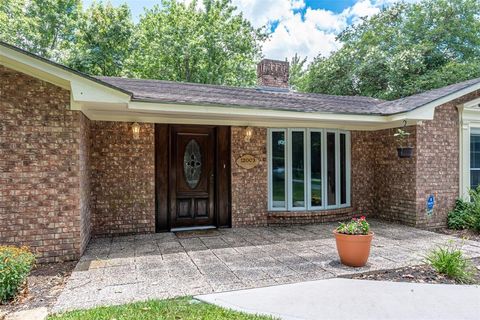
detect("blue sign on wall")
[426,195,434,215]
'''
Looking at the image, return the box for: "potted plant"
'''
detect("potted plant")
[394,128,413,158]
[333,216,373,267]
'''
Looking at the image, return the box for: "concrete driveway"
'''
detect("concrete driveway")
[53,220,480,312]
[197,278,480,320]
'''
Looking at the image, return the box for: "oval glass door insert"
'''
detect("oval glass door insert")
[184,139,202,189]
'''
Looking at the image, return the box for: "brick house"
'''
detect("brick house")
[2,42,480,262]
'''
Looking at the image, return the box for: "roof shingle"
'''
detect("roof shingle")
[97,77,385,114]
[373,77,480,115]
[97,76,480,116]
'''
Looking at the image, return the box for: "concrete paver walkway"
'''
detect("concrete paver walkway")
[197,278,480,320]
[53,220,480,312]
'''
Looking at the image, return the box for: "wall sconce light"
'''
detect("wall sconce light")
[244,126,253,143]
[132,122,140,140]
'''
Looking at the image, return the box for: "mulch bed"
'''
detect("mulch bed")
[1,261,76,314]
[341,228,480,285]
[435,228,480,242]
[341,257,480,285]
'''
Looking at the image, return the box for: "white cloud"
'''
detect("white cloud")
[262,10,341,61]
[291,0,306,10]
[196,0,411,62]
[344,0,382,25]
[231,0,298,28]
[304,8,347,33]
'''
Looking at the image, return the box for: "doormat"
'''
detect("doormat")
[175,229,220,239]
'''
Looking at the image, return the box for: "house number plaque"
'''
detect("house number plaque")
[236,154,259,169]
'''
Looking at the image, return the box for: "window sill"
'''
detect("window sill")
[268,206,353,216]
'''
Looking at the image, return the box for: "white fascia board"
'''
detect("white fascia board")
[128,101,388,123]
[125,101,430,129]
[0,45,130,104]
[392,82,480,121]
[387,105,435,122]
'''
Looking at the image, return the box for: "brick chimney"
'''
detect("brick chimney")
[257,59,289,89]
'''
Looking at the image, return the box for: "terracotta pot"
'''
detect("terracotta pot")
[333,230,374,267]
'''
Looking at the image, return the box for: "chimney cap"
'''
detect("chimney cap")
[257,59,289,89]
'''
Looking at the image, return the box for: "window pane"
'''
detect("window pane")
[292,131,305,207]
[471,134,480,169]
[340,133,347,204]
[272,131,286,208]
[310,132,322,207]
[327,132,336,206]
[471,170,480,189]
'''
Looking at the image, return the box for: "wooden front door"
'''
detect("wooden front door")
[169,126,215,228]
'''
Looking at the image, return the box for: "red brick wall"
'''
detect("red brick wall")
[231,127,269,226]
[370,127,418,225]
[0,65,89,262]
[90,121,155,236]
[351,131,376,215]
[353,91,477,229]
[414,91,479,228]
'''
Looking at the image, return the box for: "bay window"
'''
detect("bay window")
[268,128,351,211]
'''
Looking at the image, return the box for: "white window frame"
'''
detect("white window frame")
[268,128,351,211]
[325,129,339,209]
[267,129,287,211]
[307,129,324,210]
[470,128,480,189]
[287,129,307,211]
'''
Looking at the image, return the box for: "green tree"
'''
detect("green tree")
[289,53,307,91]
[25,0,81,59]
[0,0,31,46]
[127,0,266,86]
[0,0,81,60]
[66,1,134,76]
[301,0,480,100]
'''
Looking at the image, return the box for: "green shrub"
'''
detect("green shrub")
[448,187,480,231]
[447,199,476,229]
[0,246,35,302]
[425,241,476,284]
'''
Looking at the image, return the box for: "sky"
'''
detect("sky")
[82,0,410,62]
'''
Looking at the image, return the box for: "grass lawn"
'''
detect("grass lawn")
[48,297,276,320]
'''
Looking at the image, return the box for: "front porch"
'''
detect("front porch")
[53,220,480,312]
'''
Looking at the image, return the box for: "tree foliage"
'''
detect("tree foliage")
[0,0,81,60]
[0,0,265,86]
[289,53,307,91]
[66,2,134,76]
[300,0,480,100]
[126,0,266,86]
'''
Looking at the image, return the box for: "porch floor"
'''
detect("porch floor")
[53,220,480,312]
